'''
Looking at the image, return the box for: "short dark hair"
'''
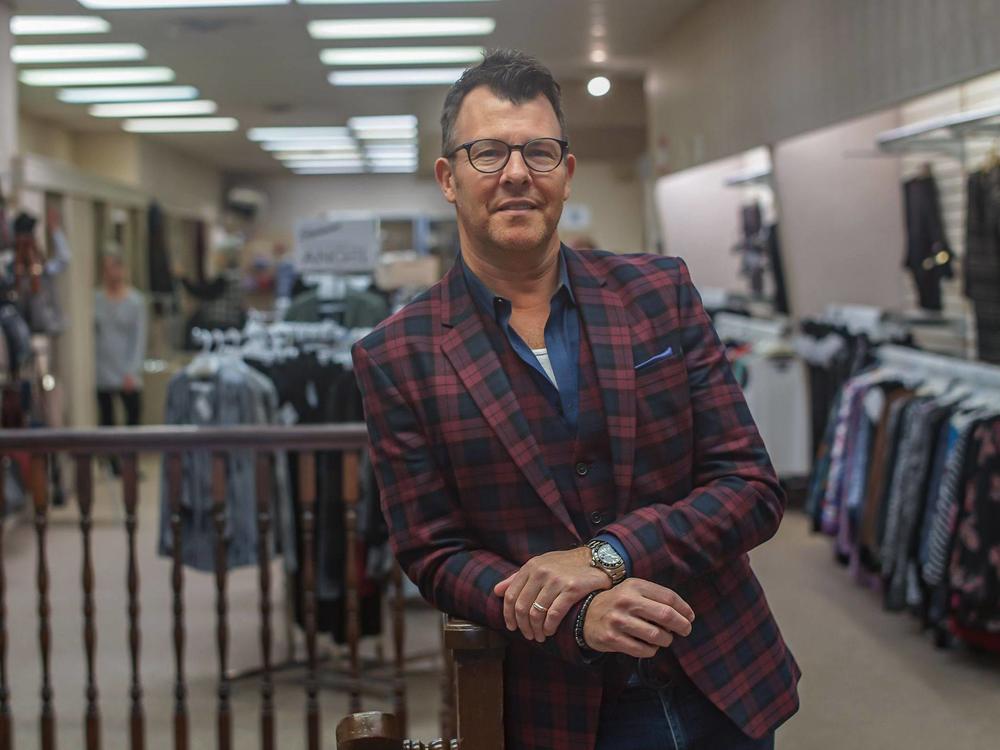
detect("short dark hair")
[440,49,567,154]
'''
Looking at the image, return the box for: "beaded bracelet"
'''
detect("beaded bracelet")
[574,591,601,650]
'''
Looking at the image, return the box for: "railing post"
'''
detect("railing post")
[341,452,361,715]
[32,455,55,750]
[166,453,188,750]
[298,452,320,750]
[75,455,101,750]
[444,618,506,750]
[212,454,232,750]
[0,455,12,750]
[255,453,275,750]
[122,454,145,750]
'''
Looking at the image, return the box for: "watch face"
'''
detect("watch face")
[596,545,623,567]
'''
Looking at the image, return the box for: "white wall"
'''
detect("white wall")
[0,2,15,190]
[772,110,906,319]
[647,0,1000,172]
[247,158,645,254]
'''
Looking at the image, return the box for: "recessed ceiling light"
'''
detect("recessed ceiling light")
[591,24,606,38]
[589,49,607,64]
[58,85,198,103]
[587,76,611,97]
[11,16,111,35]
[348,115,417,130]
[321,46,483,66]
[12,44,147,64]
[78,1,289,9]
[308,18,495,40]
[123,117,239,133]
[330,68,465,86]
[299,1,492,4]
[265,142,360,153]
[248,126,351,141]
[90,100,217,117]
[20,67,175,86]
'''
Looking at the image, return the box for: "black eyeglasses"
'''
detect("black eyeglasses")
[447,137,569,174]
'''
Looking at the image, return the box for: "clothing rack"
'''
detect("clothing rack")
[877,344,1000,391]
[875,104,1000,158]
[723,166,773,187]
[713,312,788,345]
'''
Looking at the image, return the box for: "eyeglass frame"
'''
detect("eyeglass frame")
[445,137,570,174]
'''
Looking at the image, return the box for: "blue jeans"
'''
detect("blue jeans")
[595,675,775,750]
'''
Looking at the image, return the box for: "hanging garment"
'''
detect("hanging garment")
[903,175,954,311]
[147,202,175,296]
[965,168,1000,363]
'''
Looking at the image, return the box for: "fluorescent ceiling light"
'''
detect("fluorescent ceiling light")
[354,130,417,141]
[20,67,174,87]
[58,85,198,103]
[78,1,289,9]
[299,1,493,4]
[321,46,483,66]
[123,117,239,133]
[371,164,418,173]
[365,148,417,159]
[12,44,147,64]
[89,100,217,117]
[248,126,350,141]
[308,18,495,40]
[262,140,358,152]
[293,168,366,175]
[11,16,111,35]
[348,114,417,130]
[287,159,365,169]
[331,68,464,86]
[277,152,362,162]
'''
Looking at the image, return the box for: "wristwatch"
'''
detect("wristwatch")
[587,539,627,586]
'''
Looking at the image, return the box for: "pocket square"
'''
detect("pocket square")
[634,346,674,370]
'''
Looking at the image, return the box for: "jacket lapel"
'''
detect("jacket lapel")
[439,264,579,539]
[565,249,637,516]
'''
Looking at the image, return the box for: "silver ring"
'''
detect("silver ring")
[531,602,548,613]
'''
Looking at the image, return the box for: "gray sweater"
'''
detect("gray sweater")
[94,288,147,390]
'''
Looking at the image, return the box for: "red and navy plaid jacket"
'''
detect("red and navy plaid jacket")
[352,249,800,750]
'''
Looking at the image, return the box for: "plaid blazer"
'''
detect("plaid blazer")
[353,248,800,750]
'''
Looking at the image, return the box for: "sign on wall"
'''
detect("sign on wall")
[294,213,379,274]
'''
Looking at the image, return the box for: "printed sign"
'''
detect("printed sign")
[294,214,379,274]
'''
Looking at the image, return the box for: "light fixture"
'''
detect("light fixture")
[264,141,361,153]
[78,1,289,9]
[89,100,217,117]
[276,151,362,162]
[123,117,239,133]
[286,159,365,169]
[330,68,465,86]
[587,75,611,97]
[371,164,418,173]
[12,44,147,64]
[299,0,493,4]
[20,67,174,87]
[11,16,111,35]
[589,49,607,64]
[348,115,417,130]
[308,18,495,40]
[58,85,198,103]
[353,130,417,141]
[292,167,365,175]
[364,148,417,159]
[248,126,351,141]
[321,46,483,66]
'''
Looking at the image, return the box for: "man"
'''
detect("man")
[95,244,147,471]
[353,50,800,750]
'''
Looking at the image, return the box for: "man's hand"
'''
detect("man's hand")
[493,547,610,642]
[122,375,136,393]
[582,578,695,658]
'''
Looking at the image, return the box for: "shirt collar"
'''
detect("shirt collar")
[459,245,576,321]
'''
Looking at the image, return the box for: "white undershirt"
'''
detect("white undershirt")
[531,347,558,388]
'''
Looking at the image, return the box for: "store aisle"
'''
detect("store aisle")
[756,512,1000,750]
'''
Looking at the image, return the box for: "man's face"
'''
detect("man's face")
[435,87,575,259]
[102,256,125,285]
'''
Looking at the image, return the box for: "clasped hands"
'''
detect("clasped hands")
[493,547,695,659]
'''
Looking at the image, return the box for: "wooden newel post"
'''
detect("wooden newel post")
[335,711,403,750]
[443,618,506,750]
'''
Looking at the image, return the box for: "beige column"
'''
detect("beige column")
[0,0,17,193]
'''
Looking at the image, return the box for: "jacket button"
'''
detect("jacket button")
[590,511,605,525]
[575,462,589,477]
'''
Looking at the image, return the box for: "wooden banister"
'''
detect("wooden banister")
[336,617,506,750]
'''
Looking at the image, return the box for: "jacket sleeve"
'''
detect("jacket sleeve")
[352,342,595,668]
[600,258,786,587]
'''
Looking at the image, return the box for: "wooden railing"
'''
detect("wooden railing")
[336,618,505,750]
[0,424,409,750]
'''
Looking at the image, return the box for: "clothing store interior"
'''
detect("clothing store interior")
[1,1,1000,749]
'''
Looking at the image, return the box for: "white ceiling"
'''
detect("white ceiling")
[15,0,700,175]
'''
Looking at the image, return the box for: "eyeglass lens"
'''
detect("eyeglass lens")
[468,138,564,172]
